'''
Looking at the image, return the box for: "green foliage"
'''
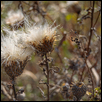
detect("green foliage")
[65,14,72,21]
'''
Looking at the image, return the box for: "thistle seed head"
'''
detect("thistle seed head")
[19,20,58,56]
[72,82,87,100]
[1,29,33,78]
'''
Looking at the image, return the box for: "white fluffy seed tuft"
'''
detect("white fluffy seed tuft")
[1,28,33,67]
[18,19,58,49]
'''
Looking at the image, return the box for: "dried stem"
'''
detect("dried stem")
[56,51,63,64]
[79,66,86,82]
[86,1,95,98]
[87,1,95,53]
[45,54,49,101]
[93,11,100,28]
[12,77,17,100]
[70,70,75,84]
[85,60,94,98]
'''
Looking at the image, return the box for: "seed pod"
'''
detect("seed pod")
[1,29,33,78]
[19,21,58,57]
[72,82,87,100]
[4,59,28,78]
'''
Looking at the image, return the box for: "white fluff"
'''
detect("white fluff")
[1,29,33,66]
[5,10,24,25]
[19,19,58,48]
[1,18,58,66]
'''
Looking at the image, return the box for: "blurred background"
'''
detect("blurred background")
[1,1,101,101]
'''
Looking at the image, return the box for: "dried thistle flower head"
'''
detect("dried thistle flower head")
[1,29,33,78]
[20,20,58,56]
[72,82,86,100]
[5,10,24,29]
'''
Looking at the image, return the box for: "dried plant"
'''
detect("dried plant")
[1,1,101,101]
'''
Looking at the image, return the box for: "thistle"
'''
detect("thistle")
[72,82,87,100]
[1,29,33,78]
[5,10,24,29]
[19,20,58,56]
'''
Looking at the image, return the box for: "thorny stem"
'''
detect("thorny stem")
[12,77,17,100]
[45,54,49,101]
